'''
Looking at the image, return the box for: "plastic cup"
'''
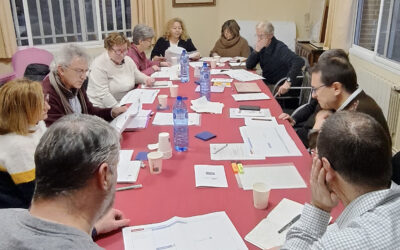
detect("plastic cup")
[147,151,163,174]
[158,94,168,109]
[170,85,178,98]
[253,182,271,209]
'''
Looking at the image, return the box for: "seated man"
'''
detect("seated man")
[42,44,127,126]
[246,21,304,108]
[282,111,400,249]
[308,56,390,148]
[0,114,130,249]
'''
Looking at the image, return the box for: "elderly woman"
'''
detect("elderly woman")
[88,33,154,108]
[210,19,250,57]
[0,79,50,208]
[151,17,200,61]
[42,44,127,126]
[127,24,170,76]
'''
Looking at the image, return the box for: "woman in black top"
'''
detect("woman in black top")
[151,17,200,61]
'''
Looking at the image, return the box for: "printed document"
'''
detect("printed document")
[237,164,307,190]
[224,69,264,81]
[245,198,303,249]
[210,143,265,160]
[110,101,141,133]
[123,211,247,250]
[125,110,152,130]
[232,93,270,101]
[152,112,201,126]
[194,165,228,188]
[120,89,159,105]
[229,108,271,118]
[117,150,141,183]
[142,81,172,89]
[190,96,224,114]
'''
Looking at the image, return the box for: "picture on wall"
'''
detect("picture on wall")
[173,0,216,7]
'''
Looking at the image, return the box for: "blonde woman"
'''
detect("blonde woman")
[87,32,154,108]
[151,17,200,61]
[0,79,50,208]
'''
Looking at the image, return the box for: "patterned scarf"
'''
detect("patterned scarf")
[49,71,88,115]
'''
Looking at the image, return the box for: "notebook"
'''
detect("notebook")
[234,82,261,93]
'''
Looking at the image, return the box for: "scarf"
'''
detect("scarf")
[49,71,88,115]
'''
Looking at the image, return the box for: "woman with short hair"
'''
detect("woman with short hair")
[151,17,200,61]
[127,24,170,76]
[210,19,250,57]
[0,79,50,208]
[88,32,154,108]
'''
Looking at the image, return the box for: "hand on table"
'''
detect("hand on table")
[94,208,130,235]
[152,56,166,62]
[152,65,160,71]
[111,106,128,118]
[145,77,155,87]
[310,156,339,213]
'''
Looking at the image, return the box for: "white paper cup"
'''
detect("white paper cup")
[158,132,172,159]
[194,66,201,79]
[158,94,168,109]
[210,59,216,69]
[170,85,178,98]
[148,151,163,174]
[171,56,178,65]
[253,182,271,209]
[213,55,221,63]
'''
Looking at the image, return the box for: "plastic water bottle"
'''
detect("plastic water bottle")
[180,50,189,83]
[173,96,188,151]
[200,62,210,100]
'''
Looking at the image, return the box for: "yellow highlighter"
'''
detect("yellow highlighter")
[237,162,244,174]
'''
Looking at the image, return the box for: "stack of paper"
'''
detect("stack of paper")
[234,82,261,93]
[190,96,224,114]
[117,150,141,183]
[210,143,265,161]
[125,110,152,130]
[194,165,228,188]
[195,85,225,93]
[232,93,270,101]
[123,211,247,250]
[245,198,304,249]
[224,69,264,81]
[142,81,172,89]
[150,65,179,80]
[152,112,201,126]
[189,61,204,68]
[120,89,159,105]
[229,108,271,118]
[237,164,307,190]
[110,101,141,133]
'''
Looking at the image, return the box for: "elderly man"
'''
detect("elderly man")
[246,21,304,99]
[282,111,400,249]
[0,114,130,249]
[42,44,127,126]
[308,56,389,148]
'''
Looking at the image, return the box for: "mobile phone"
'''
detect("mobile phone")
[239,105,261,111]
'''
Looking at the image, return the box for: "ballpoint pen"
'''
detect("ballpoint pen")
[278,214,301,233]
[213,144,228,154]
[116,184,143,191]
[251,118,272,121]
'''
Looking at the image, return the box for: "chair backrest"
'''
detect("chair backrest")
[12,47,53,78]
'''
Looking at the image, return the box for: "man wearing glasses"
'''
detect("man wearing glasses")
[42,44,127,126]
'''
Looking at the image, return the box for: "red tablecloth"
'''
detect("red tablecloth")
[96,66,342,249]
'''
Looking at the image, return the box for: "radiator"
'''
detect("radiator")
[355,67,400,151]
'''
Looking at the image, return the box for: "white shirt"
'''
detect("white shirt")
[87,51,148,108]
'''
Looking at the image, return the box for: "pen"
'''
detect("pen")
[116,184,143,191]
[251,118,272,121]
[213,144,228,154]
[278,214,301,233]
[247,137,254,154]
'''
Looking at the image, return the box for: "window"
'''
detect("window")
[354,0,400,63]
[10,0,132,47]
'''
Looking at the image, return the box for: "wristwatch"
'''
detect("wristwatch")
[286,77,291,83]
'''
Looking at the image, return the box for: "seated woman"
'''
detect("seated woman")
[127,24,170,76]
[88,32,154,108]
[210,19,250,57]
[0,79,50,208]
[151,17,200,61]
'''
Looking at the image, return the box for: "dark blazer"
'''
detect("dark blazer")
[151,37,197,59]
[246,36,304,86]
[42,76,113,126]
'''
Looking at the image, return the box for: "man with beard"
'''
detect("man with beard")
[0,114,129,249]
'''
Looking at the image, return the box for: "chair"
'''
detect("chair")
[12,47,53,79]
[272,57,312,113]
[392,151,400,185]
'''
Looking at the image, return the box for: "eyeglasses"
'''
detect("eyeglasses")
[311,85,326,93]
[65,66,89,76]
[111,47,128,55]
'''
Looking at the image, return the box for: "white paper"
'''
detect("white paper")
[194,165,228,188]
[152,112,201,126]
[195,85,225,93]
[120,89,159,105]
[142,81,172,89]
[229,108,271,118]
[211,78,233,83]
[224,69,264,81]
[238,164,307,190]
[210,143,265,161]
[150,65,179,79]
[244,116,278,126]
[245,198,303,249]
[110,100,141,133]
[125,110,151,130]
[190,96,224,114]
[240,125,302,157]
[123,211,247,250]
[189,61,204,68]
[232,93,270,101]
[117,150,141,183]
